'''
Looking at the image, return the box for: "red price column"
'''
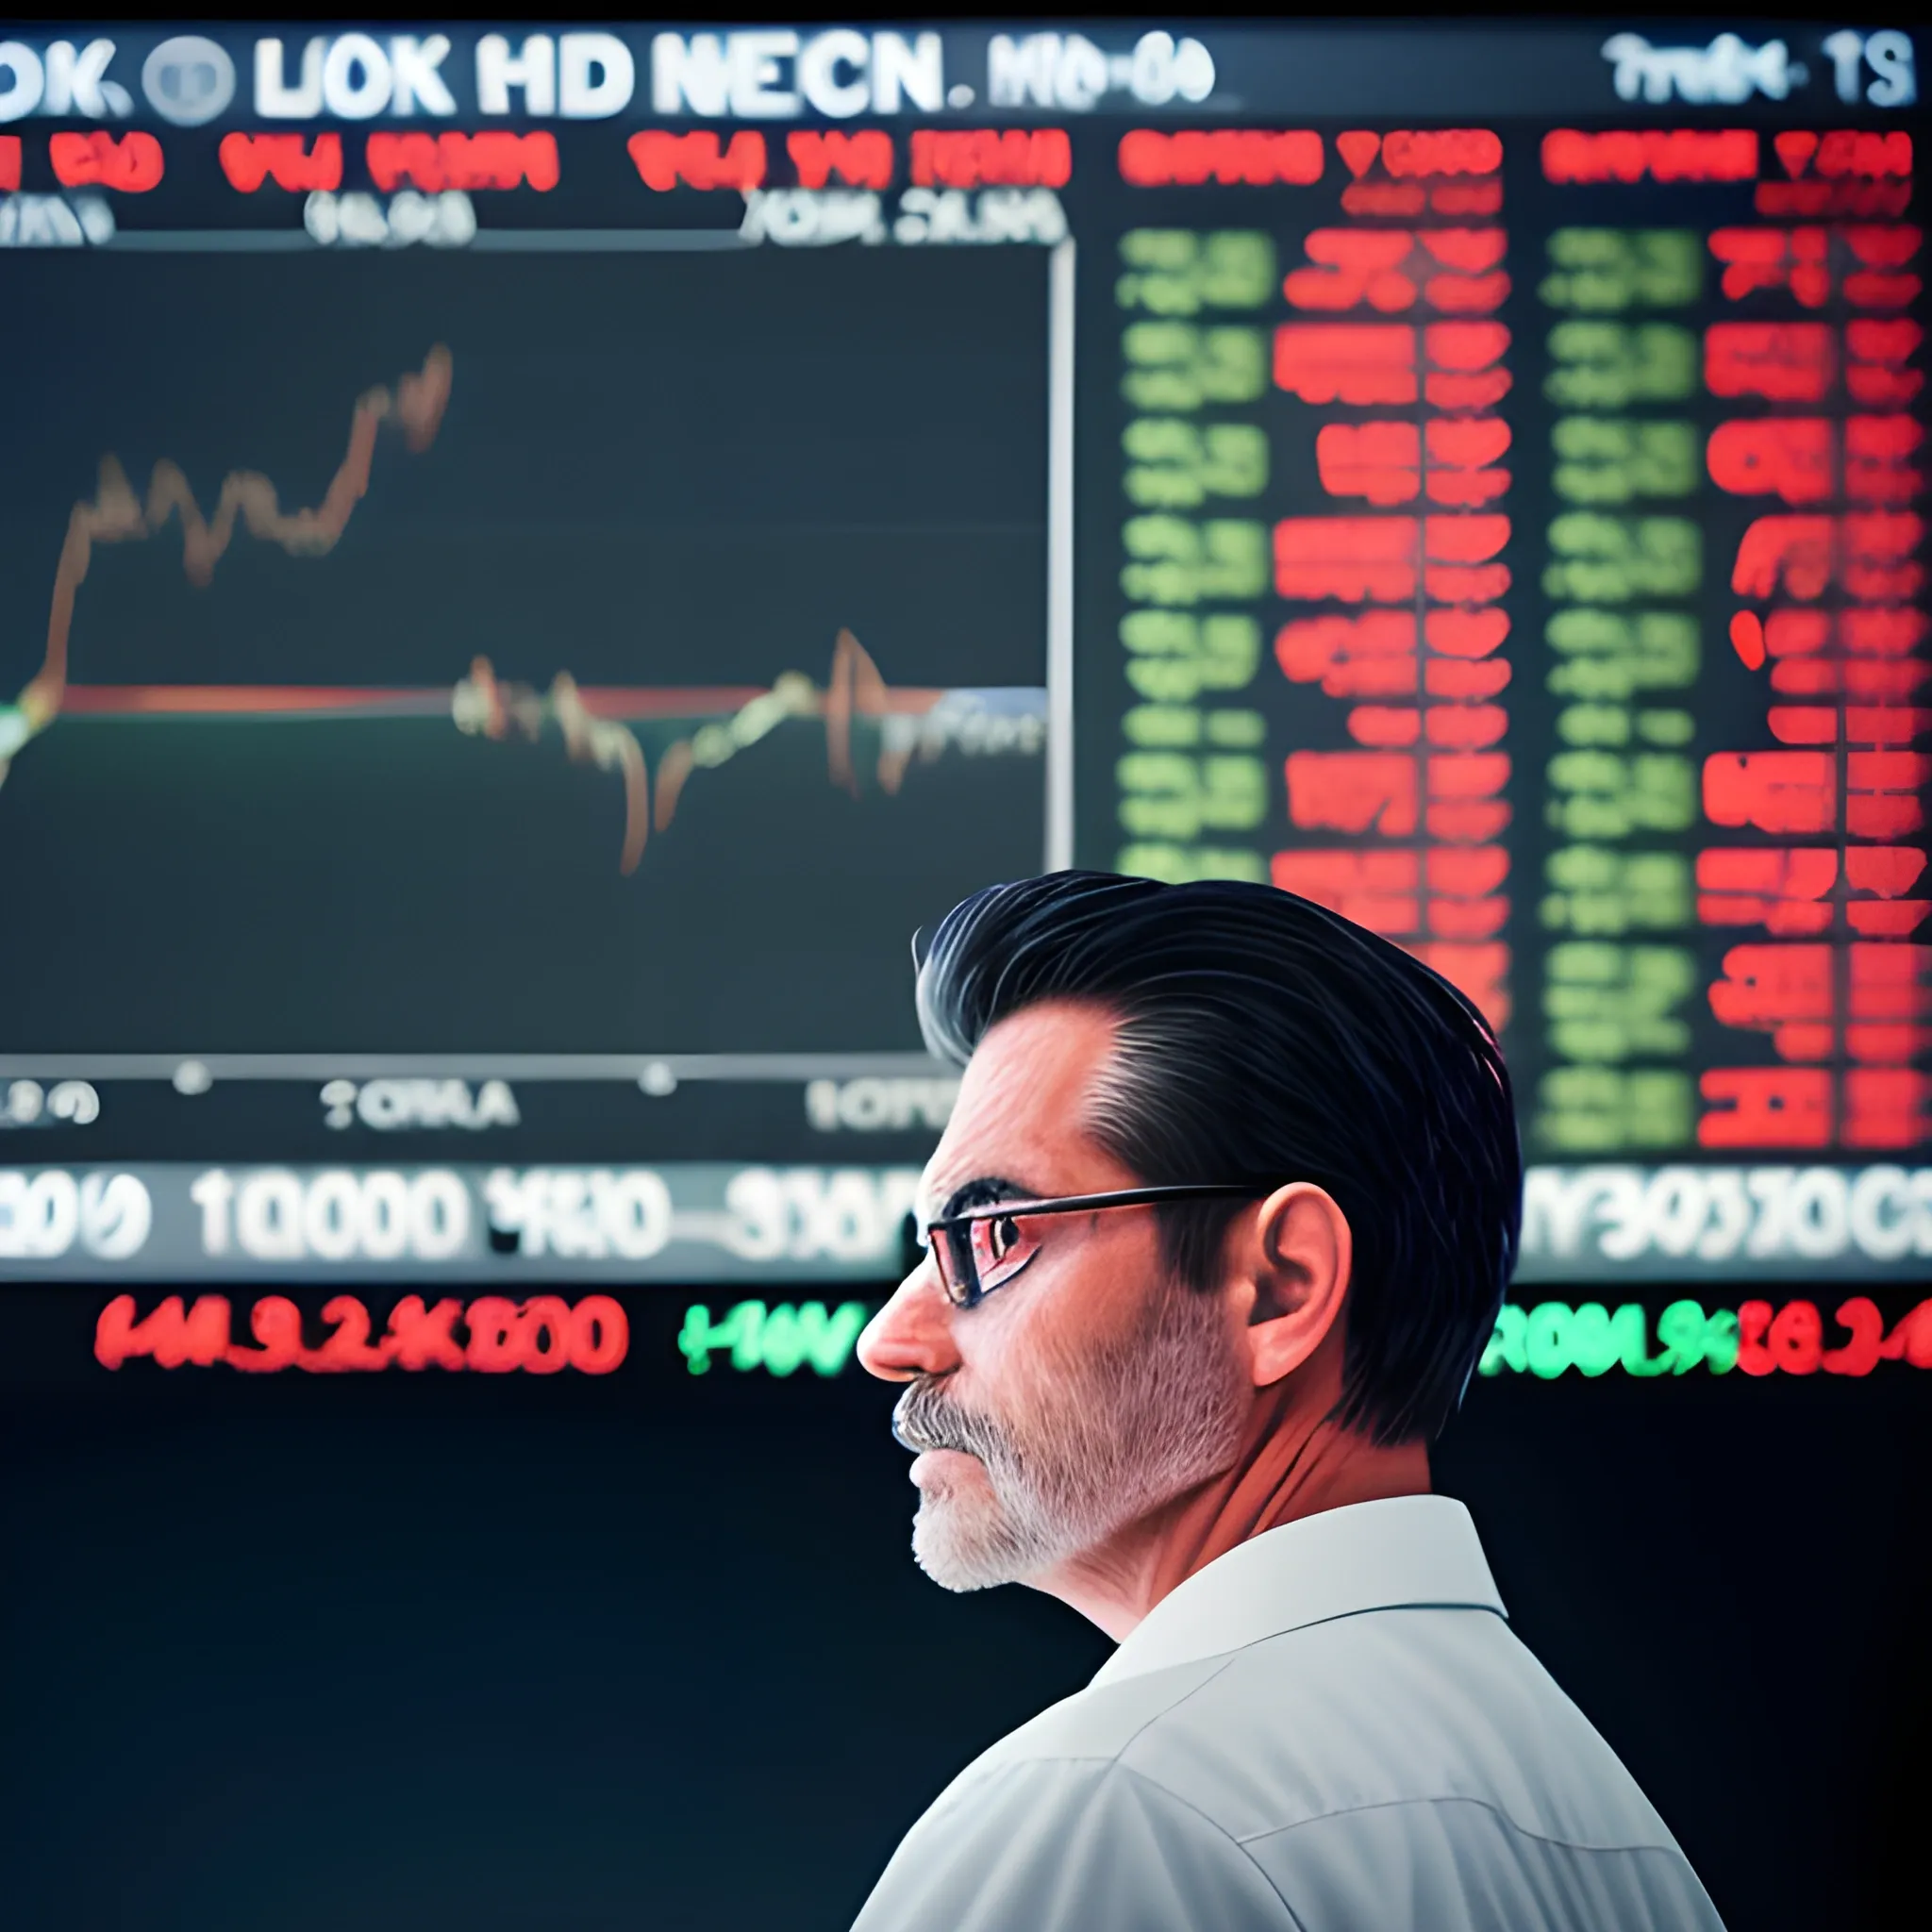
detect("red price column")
[1701,133,1928,1151]
[1110,129,1329,885]
[1271,128,1513,1036]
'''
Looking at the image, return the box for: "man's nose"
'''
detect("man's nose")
[857,1252,960,1383]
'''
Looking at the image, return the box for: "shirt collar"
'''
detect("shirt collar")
[1090,1495,1507,1688]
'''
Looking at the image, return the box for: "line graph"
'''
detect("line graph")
[0,345,455,785]
[2,345,1045,874]
[48,647,1041,877]
[452,629,998,874]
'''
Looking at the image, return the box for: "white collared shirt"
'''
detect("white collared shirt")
[850,1496,1724,1930]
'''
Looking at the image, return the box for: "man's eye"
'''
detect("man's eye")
[968,1212,1040,1292]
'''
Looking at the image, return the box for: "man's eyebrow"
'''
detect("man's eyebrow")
[921,1174,1038,1221]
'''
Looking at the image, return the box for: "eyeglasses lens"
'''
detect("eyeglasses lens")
[941,1224,978,1305]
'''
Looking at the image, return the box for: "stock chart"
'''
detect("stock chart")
[0,19,1924,1310]
[0,245,1051,1052]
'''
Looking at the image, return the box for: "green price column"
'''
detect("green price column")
[1534,232,1706,1155]
[1114,230,1274,886]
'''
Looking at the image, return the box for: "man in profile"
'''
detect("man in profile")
[851,873,1723,1930]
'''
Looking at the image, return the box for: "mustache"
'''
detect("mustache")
[892,1378,1008,1459]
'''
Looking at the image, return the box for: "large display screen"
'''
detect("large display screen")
[0,19,1926,1291]
[1,31,1924,1932]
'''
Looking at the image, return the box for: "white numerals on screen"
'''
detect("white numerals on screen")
[738,189,885,246]
[2,1080,102,1128]
[893,189,1068,246]
[737,188,1069,248]
[0,1170,151,1260]
[483,1168,674,1259]
[1523,1165,1932,1265]
[723,1167,920,1264]
[304,189,476,247]
[191,1168,469,1261]
[1821,29,1917,108]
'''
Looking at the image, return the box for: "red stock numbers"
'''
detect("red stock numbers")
[785,129,893,190]
[1707,416,1924,507]
[1736,1295,1932,1375]
[914,128,1069,190]
[1698,844,1927,934]
[1321,130,1502,216]
[1273,846,1507,941]
[1335,128,1501,180]
[1703,942,1932,1057]
[1773,129,1914,180]
[0,131,166,192]
[1283,228,1508,317]
[1707,319,1922,408]
[1697,936,1932,1147]
[1117,128,1321,188]
[1542,127,1757,184]
[41,127,941,199]
[1315,418,1510,507]
[1263,130,1512,1038]
[1709,225,1921,309]
[1726,511,1924,604]
[1279,742,1510,841]
[222,130,558,194]
[1274,320,1510,410]
[626,128,928,192]
[1274,512,1511,607]
[219,133,342,192]
[49,130,164,192]
[94,1293,629,1375]
[366,131,558,192]
[627,130,765,192]
[1277,608,1511,700]
[1758,130,1915,215]
[1700,1067,1931,1148]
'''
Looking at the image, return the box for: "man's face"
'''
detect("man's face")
[856,1000,1248,1592]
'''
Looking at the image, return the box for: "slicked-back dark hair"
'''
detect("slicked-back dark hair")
[915,872,1521,1444]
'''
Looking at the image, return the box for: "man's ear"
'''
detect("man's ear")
[1242,1183,1352,1389]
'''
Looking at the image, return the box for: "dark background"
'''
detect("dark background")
[0,1283,1923,1931]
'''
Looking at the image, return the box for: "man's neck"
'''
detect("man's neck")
[1031,1403,1432,1644]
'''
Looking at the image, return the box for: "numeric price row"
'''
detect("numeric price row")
[1481,1295,1932,1378]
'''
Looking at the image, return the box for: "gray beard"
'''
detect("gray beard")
[891,1284,1246,1592]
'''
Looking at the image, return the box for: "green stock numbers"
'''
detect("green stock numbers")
[1480,1301,1740,1380]
[679,1301,870,1378]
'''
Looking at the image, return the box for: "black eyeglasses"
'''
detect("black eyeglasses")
[903,1185,1268,1308]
